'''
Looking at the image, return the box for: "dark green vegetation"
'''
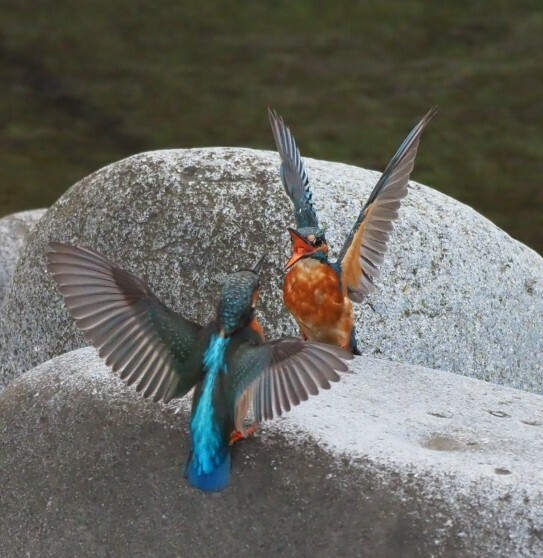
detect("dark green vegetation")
[1,1,542,251]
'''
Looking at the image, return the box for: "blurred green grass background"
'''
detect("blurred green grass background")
[1,1,542,251]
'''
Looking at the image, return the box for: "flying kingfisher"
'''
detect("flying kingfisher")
[47,243,351,492]
[269,107,437,354]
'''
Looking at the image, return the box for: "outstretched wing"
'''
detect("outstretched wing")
[47,242,203,403]
[226,337,352,430]
[337,107,437,302]
[268,108,319,229]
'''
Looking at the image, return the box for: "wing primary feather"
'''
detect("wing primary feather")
[55,275,122,288]
[47,251,118,273]
[337,107,436,300]
[153,365,176,402]
[67,300,129,321]
[361,246,385,266]
[281,366,301,407]
[136,348,170,394]
[116,341,156,381]
[304,348,344,381]
[304,349,341,388]
[159,372,180,404]
[70,305,127,329]
[95,316,141,355]
[307,343,351,373]
[101,315,152,369]
[47,262,117,280]
[366,220,394,233]
[270,352,284,417]
[295,357,320,396]
[360,256,381,277]
[125,344,166,386]
[231,338,352,425]
[126,347,168,391]
[268,107,319,228]
[103,325,150,369]
[143,353,175,399]
[275,362,292,414]
[138,353,171,398]
[263,361,274,421]
[47,242,202,402]
[363,106,437,210]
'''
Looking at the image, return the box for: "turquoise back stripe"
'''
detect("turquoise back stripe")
[190,334,230,475]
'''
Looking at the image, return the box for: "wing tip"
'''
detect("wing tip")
[47,240,65,252]
[268,105,280,123]
[424,105,439,123]
[46,241,69,269]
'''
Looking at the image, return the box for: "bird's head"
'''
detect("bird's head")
[217,255,265,337]
[285,226,328,271]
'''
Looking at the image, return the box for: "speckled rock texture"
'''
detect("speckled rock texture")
[1,148,542,392]
[1,348,541,558]
[0,208,46,304]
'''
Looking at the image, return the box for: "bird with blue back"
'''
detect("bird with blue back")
[47,243,352,492]
[268,107,437,354]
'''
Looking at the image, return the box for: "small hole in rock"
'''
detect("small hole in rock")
[494,468,512,475]
[488,410,510,418]
[427,411,453,419]
[422,435,462,452]
[521,419,542,427]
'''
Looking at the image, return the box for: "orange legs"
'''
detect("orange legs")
[229,424,258,446]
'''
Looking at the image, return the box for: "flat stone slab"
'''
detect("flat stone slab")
[0,208,46,304]
[1,148,543,395]
[1,347,541,557]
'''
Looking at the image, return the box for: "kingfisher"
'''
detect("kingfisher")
[269,107,437,354]
[47,243,351,492]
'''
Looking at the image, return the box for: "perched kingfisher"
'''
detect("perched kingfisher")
[269,107,437,354]
[47,243,351,492]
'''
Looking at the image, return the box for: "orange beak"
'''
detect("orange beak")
[285,228,317,271]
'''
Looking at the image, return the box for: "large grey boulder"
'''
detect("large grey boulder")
[1,148,543,392]
[0,208,46,304]
[1,348,542,557]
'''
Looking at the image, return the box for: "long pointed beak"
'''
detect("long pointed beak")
[252,253,267,274]
[285,228,317,272]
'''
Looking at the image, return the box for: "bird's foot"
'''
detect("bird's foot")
[229,425,258,446]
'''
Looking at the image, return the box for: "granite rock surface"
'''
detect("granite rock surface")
[1,347,541,558]
[0,208,46,304]
[0,148,542,392]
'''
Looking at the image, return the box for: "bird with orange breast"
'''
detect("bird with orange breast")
[269,107,437,354]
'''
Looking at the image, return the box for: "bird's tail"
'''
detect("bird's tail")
[350,329,362,356]
[185,451,231,492]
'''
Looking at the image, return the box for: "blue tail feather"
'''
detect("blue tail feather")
[186,334,232,492]
[186,451,231,492]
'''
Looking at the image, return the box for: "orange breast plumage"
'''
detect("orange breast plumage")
[249,318,265,340]
[283,258,353,348]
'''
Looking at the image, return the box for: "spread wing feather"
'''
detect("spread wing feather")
[47,242,203,403]
[268,108,320,229]
[226,338,352,431]
[338,107,437,302]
